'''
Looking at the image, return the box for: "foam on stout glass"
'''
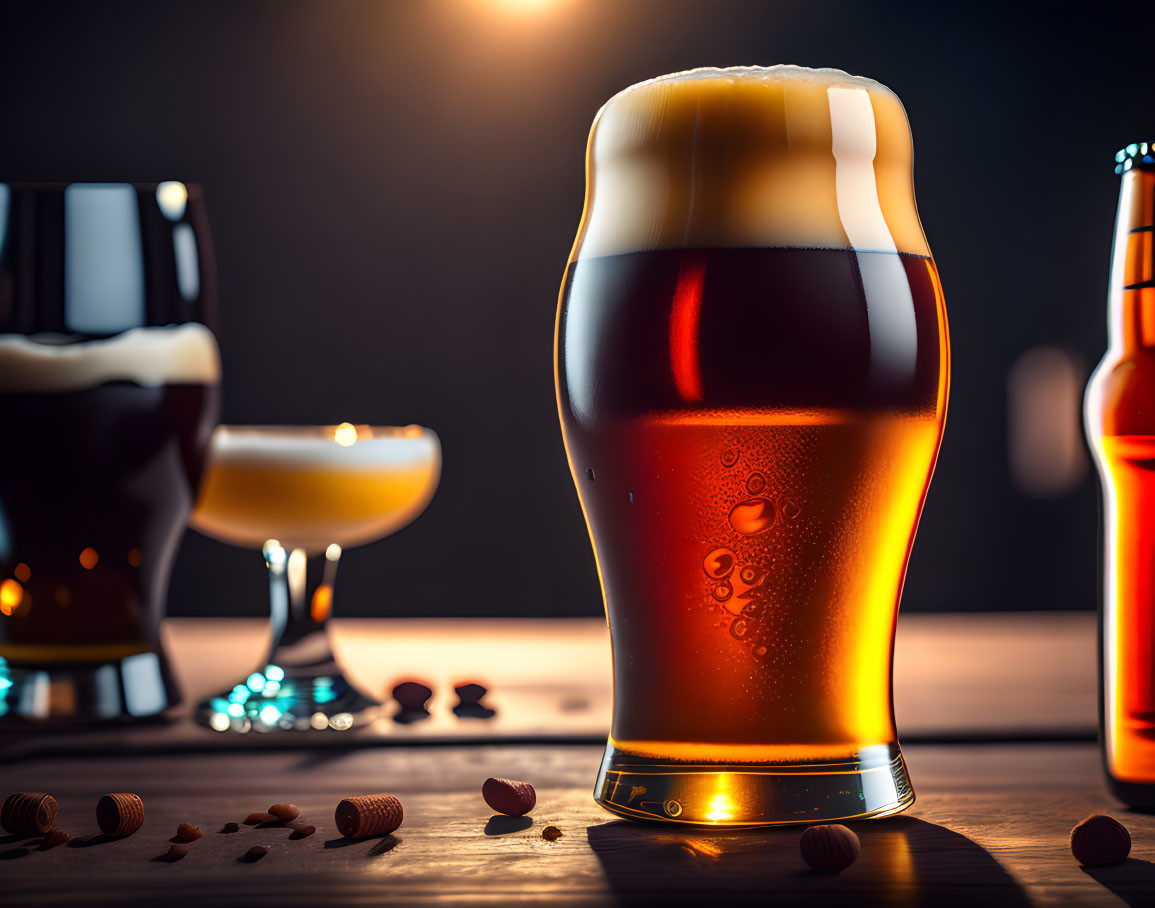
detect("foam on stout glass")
[0,182,220,721]
[556,67,949,824]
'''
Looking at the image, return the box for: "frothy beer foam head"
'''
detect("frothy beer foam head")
[0,323,220,392]
[571,65,930,260]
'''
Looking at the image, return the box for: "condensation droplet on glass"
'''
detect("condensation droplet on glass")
[745,472,766,495]
[702,547,736,579]
[720,448,739,468]
[729,498,775,535]
[712,581,733,602]
[782,499,801,519]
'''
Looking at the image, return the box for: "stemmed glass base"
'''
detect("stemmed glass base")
[195,541,380,733]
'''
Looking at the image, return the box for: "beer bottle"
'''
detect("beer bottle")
[1086,141,1155,806]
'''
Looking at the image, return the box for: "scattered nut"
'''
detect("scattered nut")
[542,825,563,842]
[165,843,188,861]
[220,822,240,834]
[1071,814,1131,866]
[96,792,145,838]
[174,822,202,843]
[800,824,860,873]
[1,792,58,836]
[335,794,403,838]
[392,680,433,711]
[244,845,269,861]
[482,778,536,817]
[244,812,275,825]
[38,828,70,850]
[268,803,300,823]
[288,822,316,839]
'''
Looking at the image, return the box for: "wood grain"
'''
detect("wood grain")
[2,742,1151,906]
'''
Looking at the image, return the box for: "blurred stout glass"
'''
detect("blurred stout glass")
[0,182,220,721]
[555,67,949,825]
[1086,142,1155,807]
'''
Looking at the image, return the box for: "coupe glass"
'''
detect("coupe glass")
[190,424,440,731]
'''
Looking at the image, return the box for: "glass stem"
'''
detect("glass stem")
[262,540,342,677]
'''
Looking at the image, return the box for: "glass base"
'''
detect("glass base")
[194,664,380,733]
[0,649,178,722]
[594,740,914,826]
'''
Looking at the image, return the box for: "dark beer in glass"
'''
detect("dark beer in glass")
[556,67,949,825]
[0,182,220,721]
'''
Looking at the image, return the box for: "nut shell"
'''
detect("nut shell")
[268,803,301,822]
[174,822,202,842]
[1,792,58,837]
[38,828,70,850]
[800,824,860,873]
[482,777,536,817]
[96,792,145,838]
[335,794,403,838]
[1071,814,1131,866]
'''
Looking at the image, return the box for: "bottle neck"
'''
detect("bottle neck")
[1109,167,1155,352]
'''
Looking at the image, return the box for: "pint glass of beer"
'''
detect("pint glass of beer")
[555,67,949,825]
[0,182,220,721]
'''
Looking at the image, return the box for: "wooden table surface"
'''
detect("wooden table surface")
[3,613,1141,906]
[3,742,1152,906]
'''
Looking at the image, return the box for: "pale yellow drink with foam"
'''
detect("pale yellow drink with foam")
[192,425,441,553]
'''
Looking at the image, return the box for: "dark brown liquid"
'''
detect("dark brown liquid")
[0,381,219,659]
[557,246,947,763]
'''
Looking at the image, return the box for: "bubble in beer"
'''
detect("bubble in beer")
[720,449,739,468]
[703,547,736,579]
[730,618,752,640]
[729,498,775,535]
[781,499,801,520]
[746,472,766,495]
[712,582,733,602]
[738,565,758,585]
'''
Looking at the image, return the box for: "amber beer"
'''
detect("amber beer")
[1087,143,1155,807]
[556,67,949,825]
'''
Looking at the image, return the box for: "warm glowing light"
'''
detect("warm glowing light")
[334,422,358,446]
[704,793,734,823]
[329,712,353,730]
[14,563,30,582]
[311,583,333,623]
[495,0,559,11]
[127,548,143,567]
[54,587,71,607]
[209,712,231,732]
[310,712,329,730]
[0,579,22,616]
[79,547,99,570]
[156,181,188,221]
[325,543,342,562]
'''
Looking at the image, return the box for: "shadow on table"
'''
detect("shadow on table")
[1083,858,1155,907]
[587,816,1030,906]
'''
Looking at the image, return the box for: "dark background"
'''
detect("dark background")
[0,0,1147,617]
